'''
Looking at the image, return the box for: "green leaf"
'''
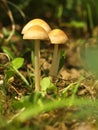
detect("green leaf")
[59,50,66,71]
[2,27,10,37]
[40,77,57,93]
[5,70,15,80]
[10,58,30,86]
[11,57,24,69]
[65,20,86,28]
[2,46,15,59]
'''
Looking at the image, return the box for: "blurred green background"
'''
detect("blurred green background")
[0,0,98,37]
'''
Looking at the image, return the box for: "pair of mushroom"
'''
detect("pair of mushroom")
[21,18,68,91]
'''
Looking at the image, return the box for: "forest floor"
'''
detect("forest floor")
[0,30,98,130]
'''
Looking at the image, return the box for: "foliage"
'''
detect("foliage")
[0,46,29,87]
[0,0,98,35]
[40,77,57,94]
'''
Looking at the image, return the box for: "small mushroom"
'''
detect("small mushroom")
[23,25,49,91]
[49,29,68,77]
[22,18,51,34]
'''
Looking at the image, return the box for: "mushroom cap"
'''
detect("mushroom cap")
[22,18,51,34]
[23,25,49,40]
[48,29,68,44]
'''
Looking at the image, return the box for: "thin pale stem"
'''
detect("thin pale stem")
[34,40,40,91]
[12,66,29,86]
[49,44,60,77]
[2,0,15,42]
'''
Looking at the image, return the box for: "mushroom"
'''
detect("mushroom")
[23,25,49,91]
[48,29,68,77]
[22,18,51,34]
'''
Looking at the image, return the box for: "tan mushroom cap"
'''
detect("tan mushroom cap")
[22,18,51,34]
[23,25,49,40]
[48,29,68,44]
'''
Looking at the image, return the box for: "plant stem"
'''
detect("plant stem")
[50,44,60,77]
[86,3,94,31]
[34,40,40,91]
[12,66,29,86]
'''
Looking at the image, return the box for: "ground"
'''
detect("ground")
[0,31,98,130]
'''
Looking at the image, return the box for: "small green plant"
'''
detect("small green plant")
[4,57,29,87]
[2,46,15,60]
[1,46,30,87]
[40,77,57,94]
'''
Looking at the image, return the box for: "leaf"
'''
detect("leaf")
[2,27,11,37]
[10,58,29,86]
[40,77,51,92]
[2,46,15,59]
[40,77,57,93]
[59,50,66,71]
[5,70,15,80]
[11,57,24,69]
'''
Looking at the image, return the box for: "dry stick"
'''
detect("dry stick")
[34,40,40,91]
[6,10,15,42]
[7,1,25,19]
[50,44,60,77]
[2,0,15,42]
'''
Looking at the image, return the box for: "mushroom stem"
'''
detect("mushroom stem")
[50,44,60,77]
[34,40,40,91]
